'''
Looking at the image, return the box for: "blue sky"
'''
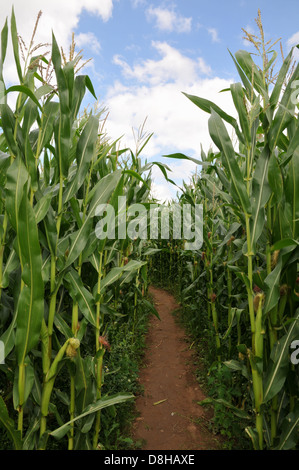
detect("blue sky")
[79,0,296,87]
[2,0,299,200]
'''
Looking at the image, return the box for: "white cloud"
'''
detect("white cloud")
[287,31,299,60]
[150,181,176,203]
[76,32,101,55]
[1,0,113,84]
[131,0,146,7]
[207,27,220,43]
[197,57,212,76]
[146,6,192,33]
[113,41,211,86]
[287,31,299,46]
[104,42,236,198]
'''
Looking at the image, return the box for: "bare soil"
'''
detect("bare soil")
[131,286,222,451]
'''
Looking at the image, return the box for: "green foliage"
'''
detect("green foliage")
[150,11,299,450]
[99,304,150,449]
[0,9,168,450]
[203,365,252,449]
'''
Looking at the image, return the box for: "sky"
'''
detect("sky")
[1,0,299,201]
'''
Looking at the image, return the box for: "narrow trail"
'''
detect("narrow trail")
[131,286,221,451]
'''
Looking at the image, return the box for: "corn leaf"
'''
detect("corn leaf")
[63,115,99,204]
[15,192,44,364]
[234,50,265,95]
[5,155,28,232]
[64,269,96,327]
[10,7,22,83]
[230,82,251,145]
[285,147,299,239]
[276,403,299,450]
[268,62,299,151]
[250,146,272,253]
[0,17,8,82]
[263,308,299,403]
[0,396,23,449]
[64,170,122,269]
[50,393,134,439]
[208,109,251,215]
[270,49,293,111]
[51,33,72,178]
[268,152,283,205]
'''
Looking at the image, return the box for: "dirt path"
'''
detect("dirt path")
[131,286,221,451]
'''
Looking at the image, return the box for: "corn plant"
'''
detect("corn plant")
[157,11,299,450]
[0,9,166,450]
